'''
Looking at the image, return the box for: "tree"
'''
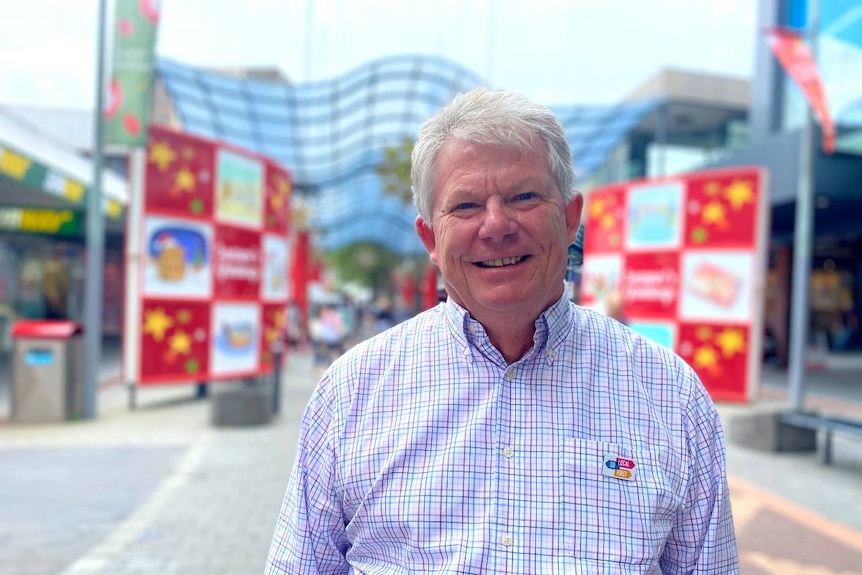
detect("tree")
[376,136,415,206]
[326,241,401,294]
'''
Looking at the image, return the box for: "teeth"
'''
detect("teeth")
[481,256,523,267]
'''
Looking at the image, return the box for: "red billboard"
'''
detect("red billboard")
[133,126,292,385]
[580,167,769,402]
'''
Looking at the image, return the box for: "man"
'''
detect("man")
[266,89,738,574]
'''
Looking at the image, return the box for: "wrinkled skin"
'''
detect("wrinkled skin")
[416,138,582,362]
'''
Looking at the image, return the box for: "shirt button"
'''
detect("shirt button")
[503,447,514,459]
[501,534,513,547]
[505,369,515,381]
[546,348,555,358]
[468,324,477,334]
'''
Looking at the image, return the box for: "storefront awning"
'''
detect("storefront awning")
[0,110,127,220]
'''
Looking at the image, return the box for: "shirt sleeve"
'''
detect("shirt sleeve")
[660,378,740,574]
[265,378,350,574]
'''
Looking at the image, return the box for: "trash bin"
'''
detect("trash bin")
[10,320,84,423]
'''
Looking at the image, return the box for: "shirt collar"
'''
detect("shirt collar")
[442,293,574,365]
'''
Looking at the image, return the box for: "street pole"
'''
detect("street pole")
[82,0,108,419]
[787,0,820,412]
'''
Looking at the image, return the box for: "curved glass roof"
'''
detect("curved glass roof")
[156,55,659,256]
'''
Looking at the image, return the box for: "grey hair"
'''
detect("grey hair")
[411,88,575,225]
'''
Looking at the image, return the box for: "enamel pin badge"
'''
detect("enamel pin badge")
[602,454,637,481]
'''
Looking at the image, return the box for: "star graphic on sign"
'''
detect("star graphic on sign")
[725,180,754,211]
[176,309,192,324]
[270,185,286,212]
[702,201,728,228]
[181,146,196,161]
[174,167,196,193]
[168,330,192,356]
[266,326,280,345]
[715,328,746,358]
[143,308,174,342]
[693,345,720,373]
[696,326,714,341]
[601,213,616,230]
[148,141,177,173]
[704,181,721,196]
[589,199,605,220]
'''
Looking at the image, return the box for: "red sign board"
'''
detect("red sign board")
[134,125,293,385]
[581,167,769,402]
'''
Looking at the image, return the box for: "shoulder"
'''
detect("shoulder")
[569,304,703,403]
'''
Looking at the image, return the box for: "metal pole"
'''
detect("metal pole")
[82,0,109,420]
[272,338,283,415]
[787,0,820,412]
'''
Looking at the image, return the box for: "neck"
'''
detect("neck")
[484,318,535,365]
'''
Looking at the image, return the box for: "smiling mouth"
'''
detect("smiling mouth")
[476,255,527,268]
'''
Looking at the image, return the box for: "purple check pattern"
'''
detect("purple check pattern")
[266,295,738,574]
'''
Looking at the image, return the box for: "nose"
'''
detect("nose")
[479,198,517,240]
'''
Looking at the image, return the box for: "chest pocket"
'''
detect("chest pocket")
[561,438,681,568]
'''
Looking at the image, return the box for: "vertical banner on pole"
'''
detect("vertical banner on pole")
[104,0,162,145]
[767,27,836,154]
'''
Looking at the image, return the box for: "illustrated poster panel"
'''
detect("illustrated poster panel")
[583,185,627,254]
[210,302,261,376]
[139,299,210,383]
[677,322,750,401]
[625,180,684,252]
[684,171,760,248]
[622,251,680,320]
[143,216,212,298]
[679,251,753,322]
[261,234,290,301]
[626,321,677,350]
[213,224,261,299]
[145,127,215,218]
[264,162,292,234]
[261,303,286,368]
[215,149,263,229]
[579,253,623,313]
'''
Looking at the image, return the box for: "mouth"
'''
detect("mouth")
[475,255,528,268]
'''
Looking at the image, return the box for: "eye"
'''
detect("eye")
[513,192,538,202]
[452,201,479,211]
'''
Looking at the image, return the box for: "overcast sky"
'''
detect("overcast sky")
[0,0,759,110]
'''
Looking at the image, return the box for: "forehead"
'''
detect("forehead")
[435,138,552,185]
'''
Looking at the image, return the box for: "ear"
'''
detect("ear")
[564,192,584,245]
[415,215,438,265]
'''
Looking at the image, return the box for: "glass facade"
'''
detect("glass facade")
[156,55,664,257]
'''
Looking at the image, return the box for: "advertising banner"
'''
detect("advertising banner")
[104,0,162,145]
[581,167,769,402]
[135,125,292,385]
[767,27,836,154]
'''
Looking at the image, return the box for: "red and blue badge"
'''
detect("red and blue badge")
[602,454,637,481]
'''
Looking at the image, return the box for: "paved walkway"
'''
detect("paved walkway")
[0,349,860,574]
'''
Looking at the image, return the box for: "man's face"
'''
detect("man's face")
[415,138,582,326]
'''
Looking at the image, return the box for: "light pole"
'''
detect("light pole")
[787,0,820,412]
[82,0,109,419]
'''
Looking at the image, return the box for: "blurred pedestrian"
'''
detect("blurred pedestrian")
[266,89,738,573]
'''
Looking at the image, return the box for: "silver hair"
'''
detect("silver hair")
[411,88,575,225]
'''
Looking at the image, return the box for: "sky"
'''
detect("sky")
[0,0,759,110]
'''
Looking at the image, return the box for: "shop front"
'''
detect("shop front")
[0,111,128,363]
